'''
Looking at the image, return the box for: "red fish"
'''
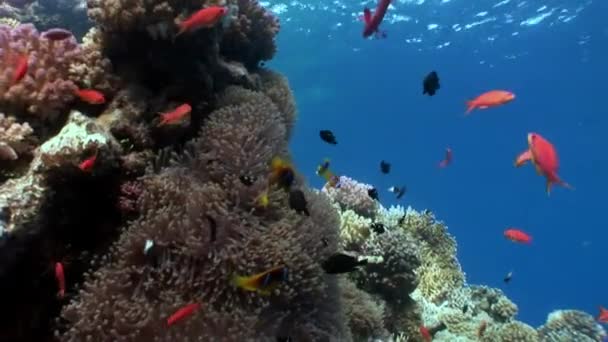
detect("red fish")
[438,147,452,168]
[55,262,65,299]
[362,0,391,38]
[419,325,432,342]
[175,6,228,37]
[12,54,28,84]
[504,228,532,244]
[79,151,97,173]
[158,103,192,126]
[42,28,73,41]
[465,90,515,114]
[166,303,201,327]
[75,89,106,104]
[597,306,608,323]
[515,132,573,195]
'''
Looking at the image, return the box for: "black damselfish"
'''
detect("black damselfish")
[423,71,440,96]
[321,253,367,274]
[288,189,310,216]
[380,160,391,174]
[319,130,337,145]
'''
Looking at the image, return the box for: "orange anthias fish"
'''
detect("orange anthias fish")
[419,325,432,342]
[597,306,608,323]
[78,151,97,173]
[438,147,452,168]
[158,103,192,126]
[54,262,65,299]
[514,132,573,195]
[465,90,515,115]
[175,6,228,37]
[361,0,391,38]
[166,303,201,327]
[75,89,106,104]
[232,265,289,296]
[504,228,532,244]
[12,54,28,84]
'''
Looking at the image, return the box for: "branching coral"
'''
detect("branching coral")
[537,309,606,342]
[481,321,539,342]
[221,0,280,68]
[0,112,34,160]
[338,207,372,249]
[0,23,80,123]
[69,28,120,93]
[323,175,378,217]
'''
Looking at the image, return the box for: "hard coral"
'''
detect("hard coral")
[0,113,34,160]
[69,28,120,93]
[323,175,379,218]
[221,0,280,68]
[537,309,606,342]
[0,24,80,123]
[481,321,539,342]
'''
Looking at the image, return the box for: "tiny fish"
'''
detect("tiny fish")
[598,306,608,323]
[270,157,295,191]
[232,265,288,296]
[380,160,391,174]
[288,189,310,216]
[423,71,440,96]
[370,222,385,234]
[78,151,98,173]
[158,103,192,126]
[55,262,65,299]
[239,174,255,186]
[143,239,154,255]
[321,253,367,274]
[462,304,468,314]
[75,89,106,104]
[504,228,532,244]
[388,186,406,199]
[398,214,406,225]
[316,159,340,188]
[321,237,329,247]
[504,271,513,284]
[255,189,270,209]
[419,325,432,342]
[367,187,379,201]
[166,303,201,327]
[175,6,228,37]
[319,130,337,145]
[42,28,73,41]
[438,147,452,168]
[465,90,515,115]
[12,54,28,84]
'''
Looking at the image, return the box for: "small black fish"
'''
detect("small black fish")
[388,186,407,199]
[239,174,255,186]
[462,304,469,314]
[423,71,440,96]
[319,130,337,145]
[278,169,295,190]
[367,187,379,201]
[398,213,406,225]
[380,160,391,174]
[322,253,367,274]
[370,222,386,234]
[289,189,310,216]
[504,271,513,284]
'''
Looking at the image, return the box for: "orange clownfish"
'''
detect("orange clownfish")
[166,303,201,327]
[175,6,228,38]
[316,158,340,187]
[158,103,192,126]
[269,157,295,190]
[232,265,288,296]
[465,90,515,115]
[515,132,573,195]
[75,89,106,104]
[504,228,532,244]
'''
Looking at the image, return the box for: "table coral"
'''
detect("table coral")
[0,23,80,123]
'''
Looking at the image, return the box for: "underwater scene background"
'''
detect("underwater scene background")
[0,0,605,340]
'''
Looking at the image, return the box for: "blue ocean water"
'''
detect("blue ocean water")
[267,0,607,328]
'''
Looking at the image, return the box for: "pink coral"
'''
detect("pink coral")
[0,23,80,122]
[323,175,378,217]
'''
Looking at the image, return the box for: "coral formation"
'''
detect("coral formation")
[537,310,605,342]
[0,23,81,124]
[0,112,35,161]
[323,175,379,217]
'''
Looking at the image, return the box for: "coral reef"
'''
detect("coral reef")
[323,175,379,217]
[0,112,35,161]
[537,310,605,342]
[0,23,81,125]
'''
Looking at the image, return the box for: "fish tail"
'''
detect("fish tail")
[546,179,552,196]
[465,100,475,115]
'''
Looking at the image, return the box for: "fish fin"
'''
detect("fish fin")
[546,179,552,196]
[479,105,488,109]
[465,100,475,115]
[514,149,532,167]
[232,274,256,292]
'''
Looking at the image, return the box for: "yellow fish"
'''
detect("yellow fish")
[232,265,288,296]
